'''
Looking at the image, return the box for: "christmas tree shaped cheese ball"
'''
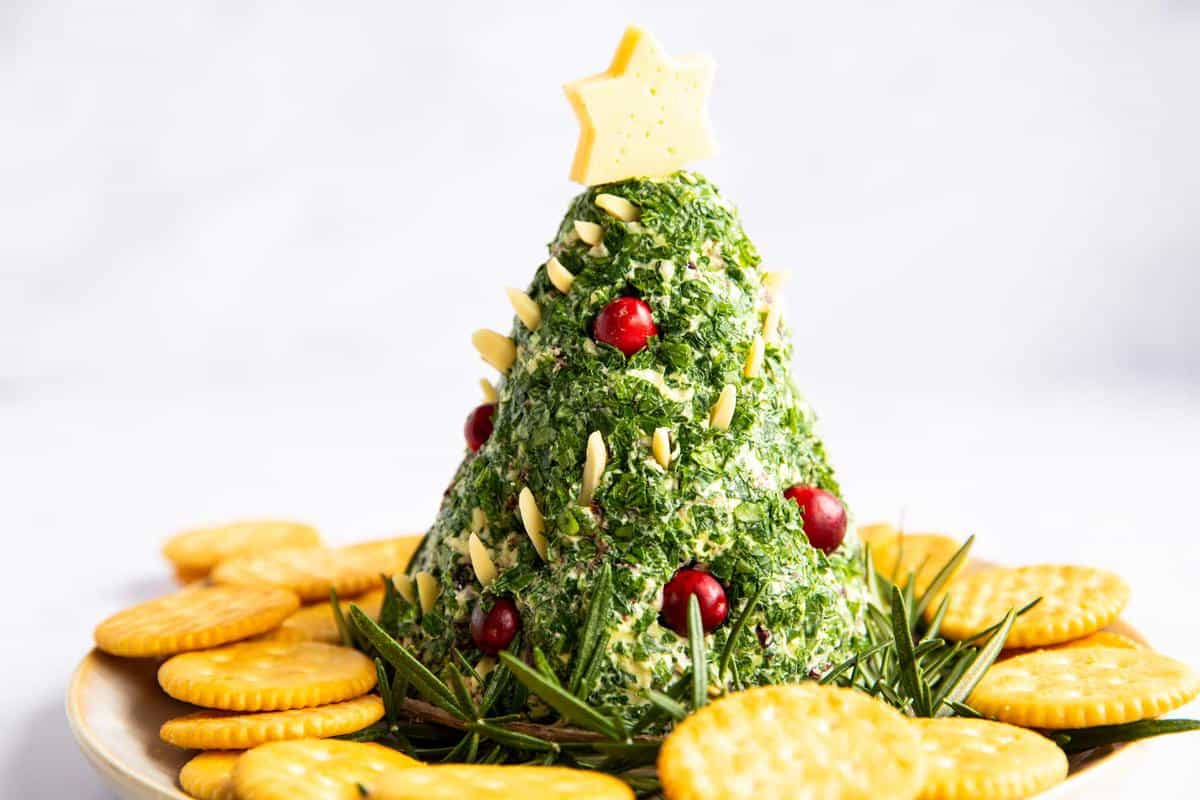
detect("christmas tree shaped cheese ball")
[401,26,865,722]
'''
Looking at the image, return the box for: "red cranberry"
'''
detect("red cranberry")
[783,485,847,554]
[470,597,520,654]
[594,297,658,357]
[661,568,728,636]
[464,404,496,452]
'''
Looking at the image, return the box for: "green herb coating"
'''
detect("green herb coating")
[403,171,865,723]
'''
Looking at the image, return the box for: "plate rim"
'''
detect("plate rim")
[67,651,192,800]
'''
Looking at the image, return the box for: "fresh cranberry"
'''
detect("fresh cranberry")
[783,485,847,554]
[470,597,520,654]
[594,297,658,357]
[464,404,496,452]
[661,568,728,636]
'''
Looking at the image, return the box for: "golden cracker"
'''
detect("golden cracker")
[211,544,398,602]
[969,646,1200,729]
[1051,630,1142,651]
[159,641,377,711]
[258,590,385,644]
[930,565,1129,648]
[856,521,900,542]
[341,535,423,571]
[164,520,321,573]
[863,528,964,596]
[658,684,925,800]
[369,764,634,800]
[161,694,385,750]
[179,751,240,800]
[914,718,1067,800]
[174,564,212,585]
[234,739,418,800]
[1003,629,1145,661]
[94,585,300,658]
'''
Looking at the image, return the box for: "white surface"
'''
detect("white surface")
[2,1,1198,796]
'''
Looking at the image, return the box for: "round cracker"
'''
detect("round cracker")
[212,544,402,602]
[164,520,322,573]
[174,564,212,585]
[179,751,240,800]
[161,694,384,749]
[658,684,926,800]
[856,522,899,542]
[1003,629,1144,660]
[159,641,377,711]
[969,646,1200,729]
[257,589,385,644]
[863,529,964,596]
[234,739,418,800]
[94,585,300,658]
[1051,630,1142,651]
[342,535,423,570]
[370,764,634,800]
[914,718,1067,799]
[929,565,1129,648]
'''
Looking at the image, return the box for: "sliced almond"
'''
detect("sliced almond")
[710,385,737,431]
[415,571,440,614]
[393,574,416,605]
[579,431,607,507]
[652,427,671,469]
[505,287,541,331]
[743,334,765,378]
[467,533,498,587]
[762,269,791,289]
[518,487,548,560]
[573,220,604,246]
[763,302,782,343]
[479,379,498,404]
[595,193,640,222]
[546,256,576,293]
[471,329,517,373]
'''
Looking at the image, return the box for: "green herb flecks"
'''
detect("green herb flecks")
[401,172,863,720]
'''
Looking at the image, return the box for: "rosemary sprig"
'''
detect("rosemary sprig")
[1049,719,1200,754]
[893,586,933,715]
[350,606,464,717]
[377,574,402,636]
[344,542,1200,783]
[479,661,513,717]
[718,583,764,682]
[645,689,687,722]
[446,662,479,720]
[531,646,562,688]
[329,588,356,650]
[914,534,973,618]
[375,659,395,722]
[831,538,1026,720]
[499,651,625,740]
[932,609,1014,717]
[687,595,708,711]
[568,562,612,696]
[467,720,558,753]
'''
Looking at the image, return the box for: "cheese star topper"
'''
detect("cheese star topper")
[565,26,717,186]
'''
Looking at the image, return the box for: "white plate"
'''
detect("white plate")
[68,643,1146,799]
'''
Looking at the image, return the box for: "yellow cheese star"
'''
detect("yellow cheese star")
[565,26,717,186]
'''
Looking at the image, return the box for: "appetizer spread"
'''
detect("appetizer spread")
[80,25,1200,800]
[405,141,861,724]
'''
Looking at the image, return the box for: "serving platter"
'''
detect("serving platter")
[68,619,1152,800]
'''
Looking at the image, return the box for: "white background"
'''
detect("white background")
[2,1,1198,796]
